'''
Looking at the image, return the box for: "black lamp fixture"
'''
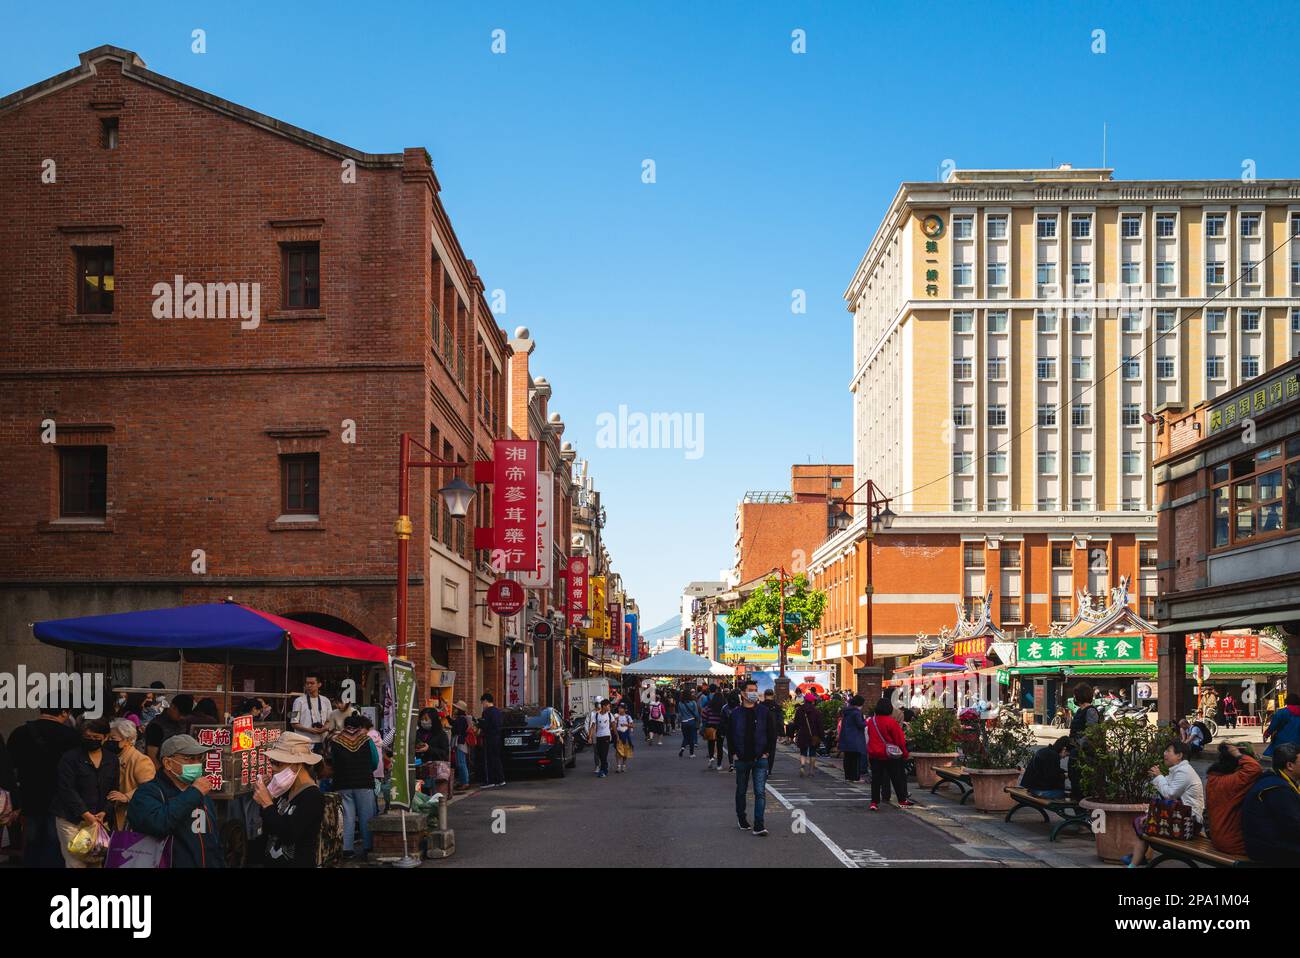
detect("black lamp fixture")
[438,476,476,518]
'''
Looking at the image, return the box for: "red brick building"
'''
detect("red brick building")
[0,46,511,727]
[732,465,852,585]
[504,326,575,709]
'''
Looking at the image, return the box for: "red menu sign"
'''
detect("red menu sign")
[493,439,539,571]
[1141,633,1260,661]
[567,556,589,626]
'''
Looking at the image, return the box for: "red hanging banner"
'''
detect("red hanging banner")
[492,439,539,571]
[566,556,589,627]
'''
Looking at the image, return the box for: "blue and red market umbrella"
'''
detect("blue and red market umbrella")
[33,602,388,665]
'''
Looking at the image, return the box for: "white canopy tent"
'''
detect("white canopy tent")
[621,647,733,678]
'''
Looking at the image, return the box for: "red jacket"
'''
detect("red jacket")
[865,714,908,760]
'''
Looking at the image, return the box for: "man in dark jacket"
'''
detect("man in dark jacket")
[1021,737,1071,798]
[479,692,505,788]
[1241,742,1300,865]
[726,679,778,836]
[126,734,224,868]
[8,707,82,866]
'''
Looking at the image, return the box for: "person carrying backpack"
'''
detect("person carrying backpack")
[647,697,665,745]
[1068,684,1102,801]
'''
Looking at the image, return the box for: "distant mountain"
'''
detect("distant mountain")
[641,614,682,644]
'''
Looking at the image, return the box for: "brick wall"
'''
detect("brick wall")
[0,48,508,707]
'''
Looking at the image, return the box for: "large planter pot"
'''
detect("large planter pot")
[963,767,1022,812]
[1079,799,1148,864]
[911,752,959,788]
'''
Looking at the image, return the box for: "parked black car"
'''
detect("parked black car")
[500,706,577,778]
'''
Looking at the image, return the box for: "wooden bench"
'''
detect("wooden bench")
[1145,835,1259,869]
[930,765,973,805]
[1003,786,1092,841]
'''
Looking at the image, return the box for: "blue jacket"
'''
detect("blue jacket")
[678,700,700,724]
[1240,770,1300,864]
[838,706,867,755]
[126,774,224,868]
[1263,705,1300,757]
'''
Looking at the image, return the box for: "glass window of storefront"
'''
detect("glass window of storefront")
[1211,437,1300,547]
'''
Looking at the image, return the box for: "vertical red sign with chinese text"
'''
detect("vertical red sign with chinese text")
[493,439,539,571]
[567,556,589,627]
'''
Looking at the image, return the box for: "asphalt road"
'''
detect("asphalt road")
[439,723,1013,868]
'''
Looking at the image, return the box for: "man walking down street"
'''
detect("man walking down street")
[479,693,506,789]
[727,679,778,836]
[587,699,614,778]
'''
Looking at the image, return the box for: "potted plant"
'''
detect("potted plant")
[817,697,844,754]
[906,707,960,787]
[959,713,1035,812]
[1077,718,1175,863]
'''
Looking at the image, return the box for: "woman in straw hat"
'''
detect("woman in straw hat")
[252,731,324,868]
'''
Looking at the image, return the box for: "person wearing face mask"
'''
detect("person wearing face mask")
[253,731,325,867]
[52,718,120,867]
[726,680,778,836]
[105,718,155,831]
[125,734,224,867]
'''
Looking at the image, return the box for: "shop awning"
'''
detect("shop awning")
[1067,662,1285,677]
[33,603,389,665]
[1151,609,1300,634]
[1068,664,1158,677]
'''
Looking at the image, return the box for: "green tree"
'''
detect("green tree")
[725,573,826,653]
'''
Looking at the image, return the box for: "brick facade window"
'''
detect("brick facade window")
[282,243,320,309]
[1211,438,1300,548]
[962,545,984,568]
[100,116,119,149]
[59,446,107,518]
[1050,544,1071,568]
[280,453,320,515]
[76,246,114,314]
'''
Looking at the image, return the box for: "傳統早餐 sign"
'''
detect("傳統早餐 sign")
[1016,636,1143,664]
[191,722,285,797]
[1207,368,1300,435]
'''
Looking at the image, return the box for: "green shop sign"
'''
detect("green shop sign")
[1207,368,1300,435]
[1016,636,1143,664]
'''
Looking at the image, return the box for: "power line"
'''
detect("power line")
[890,229,1297,504]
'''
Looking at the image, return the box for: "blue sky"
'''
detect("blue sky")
[6,2,1300,628]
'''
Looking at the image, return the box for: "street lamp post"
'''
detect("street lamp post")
[394,432,477,662]
[830,479,895,667]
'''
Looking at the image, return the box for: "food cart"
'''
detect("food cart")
[32,600,390,865]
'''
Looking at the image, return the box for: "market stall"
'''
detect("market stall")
[32,601,391,864]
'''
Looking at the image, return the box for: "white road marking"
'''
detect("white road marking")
[765,782,858,868]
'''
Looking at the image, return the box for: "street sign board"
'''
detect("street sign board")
[487,579,525,617]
